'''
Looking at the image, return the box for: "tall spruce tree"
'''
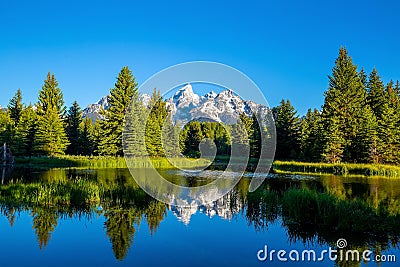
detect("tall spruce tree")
[16,105,37,156]
[80,117,95,156]
[34,72,69,155]
[299,109,323,162]
[37,72,65,115]
[321,48,374,163]
[98,67,138,156]
[145,89,169,157]
[272,99,300,160]
[35,109,69,155]
[8,89,24,124]
[66,101,83,155]
[214,123,231,156]
[180,121,204,158]
[375,81,400,164]
[91,119,102,155]
[367,68,386,118]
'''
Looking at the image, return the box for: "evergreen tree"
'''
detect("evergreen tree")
[180,121,204,158]
[214,122,231,156]
[79,117,95,155]
[65,101,83,155]
[91,119,103,155]
[145,89,169,157]
[34,109,69,155]
[374,81,400,164]
[250,113,262,158]
[230,120,249,154]
[8,89,24,124]
[350,70,376,163]
[15,105,37,156]
[239,113,262,158]
[37,72,65,115]
[299,109,323,162]
[98,67,138,156]
[34,72,69,155]
[162,115,181,158]
[367,68,386,118]
[359,68,368,88]
[122,93,147,157]
[272,99,300,160]
[321,48,374,163]
[0,110,14,150]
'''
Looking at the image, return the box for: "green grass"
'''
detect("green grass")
[15,155,211,169]
[273,160,400,177]
[0,179,101,206]
[281,188,400,234]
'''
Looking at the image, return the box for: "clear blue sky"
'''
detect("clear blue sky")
[1,0,400,115]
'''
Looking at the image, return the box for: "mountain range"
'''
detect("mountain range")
[82,84,268,124]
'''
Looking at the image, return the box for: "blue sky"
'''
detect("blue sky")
[1,0,400,115]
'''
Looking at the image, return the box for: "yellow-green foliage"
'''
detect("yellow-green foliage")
[273,161,400,177]
[15,156,211,169]
[0,179,101,206]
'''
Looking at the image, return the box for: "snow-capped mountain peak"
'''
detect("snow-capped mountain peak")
[82,83,267,125]
[172,84,200,108]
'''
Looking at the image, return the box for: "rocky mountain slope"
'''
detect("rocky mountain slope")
[82,84,267,124]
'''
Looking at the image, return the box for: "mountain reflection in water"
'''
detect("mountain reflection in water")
[0,166,399,266]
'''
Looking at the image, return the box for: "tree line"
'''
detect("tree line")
[0,67,179,157]
[0,65,266,159]
[275,47,400,164]
[1,47,399,164]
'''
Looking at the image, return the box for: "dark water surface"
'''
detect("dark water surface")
[0,167,399,267]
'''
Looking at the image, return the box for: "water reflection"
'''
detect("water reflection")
[0,167,399,265]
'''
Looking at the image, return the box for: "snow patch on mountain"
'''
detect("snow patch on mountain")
[82,83,268,125]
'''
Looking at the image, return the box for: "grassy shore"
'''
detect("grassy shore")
[14,155,210,169]
[13,156,400,177]
[273,160,400,177]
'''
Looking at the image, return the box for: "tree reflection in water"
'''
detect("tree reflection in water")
[0,167,400,265]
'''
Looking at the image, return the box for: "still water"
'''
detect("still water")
[0,167,399,267]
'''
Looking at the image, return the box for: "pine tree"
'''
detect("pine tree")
[79,117,95,155]
[321,48,374,163]
[367,68,386,118]
[162,115,181,158]
[34,72,69,155]
[35,109,69,155]
[359,68,368,88]
[15,105,37,156]
[250,113,262,158]
[214,123,231,156]
[350,70,376,163]
[374,81,400,164]
[91,119,103,155]
[230,120,249,155]
[299,109,323,162]
[0,110,14,150]
[65,101,83,155]
[98,67,138,156]
[8,89,24,124]
[180,121,204,158]
[239,113,262,158]
[37,72,65,115]
[145,89,169,157]
[272,99,300,160]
